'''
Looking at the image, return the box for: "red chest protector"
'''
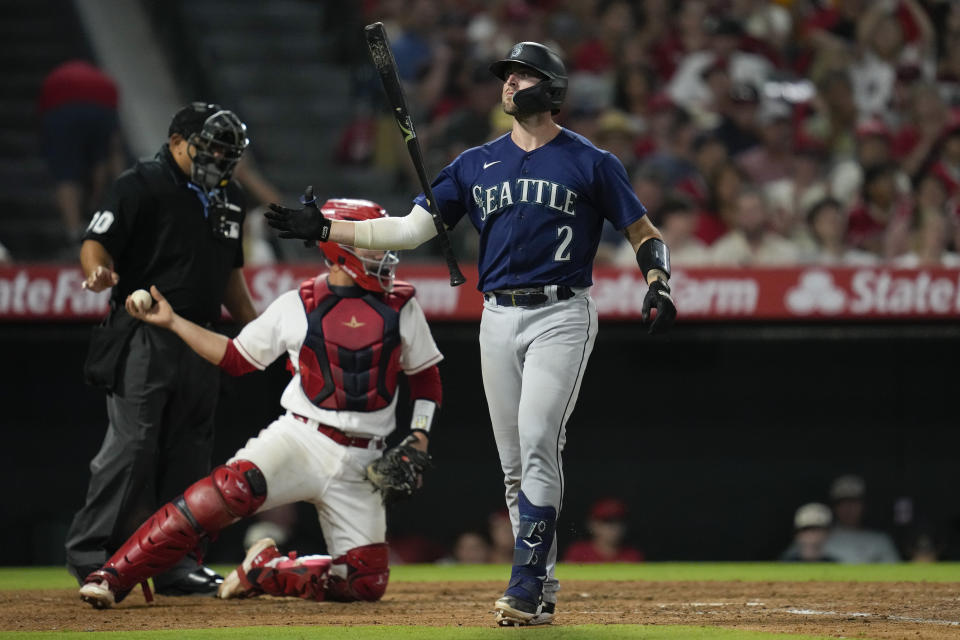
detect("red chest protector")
[292,276,414,412]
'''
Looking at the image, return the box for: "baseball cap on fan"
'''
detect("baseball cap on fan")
[829,474,866,501]
[590,498,628,521]
[794,502,832,530]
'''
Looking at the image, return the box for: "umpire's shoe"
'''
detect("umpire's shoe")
[153,565,223,596]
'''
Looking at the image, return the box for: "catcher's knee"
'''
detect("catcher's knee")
[325,543,390,602]
[182,460,267,533]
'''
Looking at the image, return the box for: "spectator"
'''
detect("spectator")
[710,189,800,265]
[927,115,960,198]
[622,196,709,267]
[37,59,124,248]
[802,70,858,163]
[822,474,901,563]
[487,509,515,564]
[851,0,935,120]
[563,498,643,563]
[678,130,728,208]
[712,82,762,157]
[447,531,492,564]
[781,503,839,562]
[804,197,878,265]
[643,106,700,189]
[737,100,796,186]
[611,63,658,132]
[893,208,960,267]
[846,161,913,258]
[829,118,901,209]
[696,160,748,245]
[764,144,829,249]
[894,81,949,178]
[594,109,641,175]
[571,0,636,76]
[667,15,773,118]
[646,0,709,84]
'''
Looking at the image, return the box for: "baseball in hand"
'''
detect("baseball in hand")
[130,289,153,312]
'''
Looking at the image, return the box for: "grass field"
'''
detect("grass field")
[2,562,958,590]
[1,563,957,639]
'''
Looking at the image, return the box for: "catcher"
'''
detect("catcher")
[79,196,441,609]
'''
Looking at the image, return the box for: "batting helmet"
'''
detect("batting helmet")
[489,42,567,115]
[317,198,399,293]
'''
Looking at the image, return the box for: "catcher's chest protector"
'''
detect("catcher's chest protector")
[295,277,412,411]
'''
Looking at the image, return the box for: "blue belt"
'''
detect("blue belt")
[484,285,575,307]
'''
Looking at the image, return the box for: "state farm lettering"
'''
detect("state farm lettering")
[849,270,960,314]
[783,268,960,316]
[2,265,959,321]
[0,268,109,319]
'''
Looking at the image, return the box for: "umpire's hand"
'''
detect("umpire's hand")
[642,279,676,335]
[82,265,119,292]
[264,185,331,245]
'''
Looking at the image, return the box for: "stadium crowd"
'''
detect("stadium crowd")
[341,0,960,267]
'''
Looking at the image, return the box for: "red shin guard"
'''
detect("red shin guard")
[84,460,267,598]
[324,543,390,602]
[242,553,333,601]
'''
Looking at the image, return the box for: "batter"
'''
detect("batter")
[266,41,677,626]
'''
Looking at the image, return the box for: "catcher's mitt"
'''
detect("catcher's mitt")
[365,434,432,503]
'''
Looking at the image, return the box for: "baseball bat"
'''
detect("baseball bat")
[364,21,467,287]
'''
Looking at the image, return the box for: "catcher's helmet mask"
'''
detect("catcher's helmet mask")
[490,41,567,115]
[186,107,249,198]
[318,198,399,293]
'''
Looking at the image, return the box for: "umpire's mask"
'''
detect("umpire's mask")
[188,110,249,198]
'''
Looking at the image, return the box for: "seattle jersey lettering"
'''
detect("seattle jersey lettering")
[472,179,578,221]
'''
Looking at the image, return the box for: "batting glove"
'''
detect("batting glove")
[641,279,677,335]
[265,185,331,245]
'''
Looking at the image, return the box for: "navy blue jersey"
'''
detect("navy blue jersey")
[414,128,646,292]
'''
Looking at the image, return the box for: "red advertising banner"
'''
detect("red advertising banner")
[1,264,960,322]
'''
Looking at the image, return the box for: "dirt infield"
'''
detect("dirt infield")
[2,580,958,638]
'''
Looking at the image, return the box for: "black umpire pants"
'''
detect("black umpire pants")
[65,322,219,586]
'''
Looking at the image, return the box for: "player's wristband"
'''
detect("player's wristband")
[636,237,671,280]
[410,399,438,434]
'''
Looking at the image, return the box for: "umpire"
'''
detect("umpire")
[66,102,258,595]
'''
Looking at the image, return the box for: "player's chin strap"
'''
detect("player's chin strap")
[636,237,671,284]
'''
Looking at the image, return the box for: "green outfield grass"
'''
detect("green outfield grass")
[0,626,844,640]
[4,562,958,591]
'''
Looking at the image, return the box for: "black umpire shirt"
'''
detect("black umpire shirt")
[83,144,246,325]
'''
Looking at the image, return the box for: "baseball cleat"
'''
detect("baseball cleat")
[494,594,539,626]
[79,579,116,609]
[218,537,282,599]
[528,600,556,625]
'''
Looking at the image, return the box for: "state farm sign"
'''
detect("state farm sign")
[1,264,958,321]
[786,269,960,316]
[0,267,109,319]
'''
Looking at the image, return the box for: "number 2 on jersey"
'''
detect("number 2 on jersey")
[555,225,573,261]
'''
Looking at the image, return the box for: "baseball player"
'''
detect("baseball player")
[79,198,442,609]
[266,42,676,626]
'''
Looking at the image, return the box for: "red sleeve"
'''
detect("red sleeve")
[218,339,258,376]
[407,364,441,406]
